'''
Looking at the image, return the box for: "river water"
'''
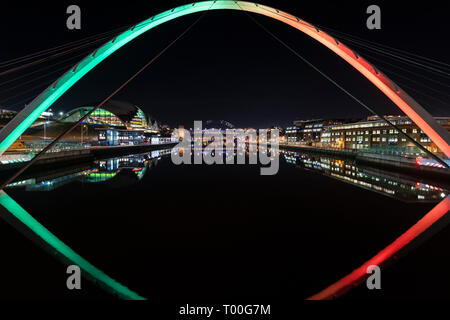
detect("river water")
[0,148,448,299]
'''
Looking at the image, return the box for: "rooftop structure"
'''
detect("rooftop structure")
[60,100,159,133]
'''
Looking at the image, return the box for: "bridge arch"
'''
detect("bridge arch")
[0,0,449,157]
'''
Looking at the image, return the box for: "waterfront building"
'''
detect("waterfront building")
[0,100,164,151]
[285,125,301,143]
[322,115,450,154]
[285,115,450,155]
[55,100,160,146]
[286,118,359,145]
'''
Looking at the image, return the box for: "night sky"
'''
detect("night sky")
[1,0,449,128]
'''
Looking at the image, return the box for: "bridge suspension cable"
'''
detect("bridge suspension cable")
[0,30,131,106]
[352,53,450,115]
[361,52,450,89]
[357,55,450,100]
[325,34,450,79]
[317,27,450,113]
[0,34,124,77]
[318,25,450,72]
[235,6,448,168]
[0,25,129,69]
[0,62,89,98]
[0,79,55,105]
[393,81,450,114]
[363,62,450,114]
[0,53,95,107]
[0,49,95,88]
[359,52,450,90]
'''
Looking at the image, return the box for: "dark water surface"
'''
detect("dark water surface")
[0,149,448,299]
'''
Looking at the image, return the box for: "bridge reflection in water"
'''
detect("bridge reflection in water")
[1,147,448,299]
[281,150,448,203]
[5,148,448,204]
[5,149,171,191]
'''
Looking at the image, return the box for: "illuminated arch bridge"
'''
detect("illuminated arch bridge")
[0,1,448,158]
[0,0,449,301]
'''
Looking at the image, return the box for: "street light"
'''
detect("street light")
[81,124,87,144]
[43,121,49,140]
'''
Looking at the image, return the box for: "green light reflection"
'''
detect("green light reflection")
[0,190,145,300]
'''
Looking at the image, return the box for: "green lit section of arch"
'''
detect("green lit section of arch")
[0,191,145,300]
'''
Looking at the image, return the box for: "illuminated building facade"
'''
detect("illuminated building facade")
[285,116,450,155]
[285,125,300,143]
[282,150,448,202]
[60,100,160,146]
[322,116,450,154]
[286,119,357,145]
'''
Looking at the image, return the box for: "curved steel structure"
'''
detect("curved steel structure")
[0,190,145,299]
[309,195,450,300]
[0,1,449,157]
[0,1,449,301]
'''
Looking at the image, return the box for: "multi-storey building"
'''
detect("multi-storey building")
[285,125,301,143]
[286,118,359,145]
[321,115,450,154]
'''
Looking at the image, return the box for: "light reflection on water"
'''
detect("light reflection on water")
[1,147,446,299]
[281,150,449,203]
[5,149,171,191]
[5,148,448,203]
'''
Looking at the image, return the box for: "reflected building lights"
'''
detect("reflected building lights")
[5,149,171,191]
[282,150,448,202]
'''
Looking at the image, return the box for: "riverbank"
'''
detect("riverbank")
[280,144,450,180]
[0,143,176,177]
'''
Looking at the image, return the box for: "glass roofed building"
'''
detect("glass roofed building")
[59,100,160,146]
[61,100,158,132]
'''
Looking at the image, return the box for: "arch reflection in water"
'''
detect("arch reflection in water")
[281,150,449,203]
[5,149,171,191]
